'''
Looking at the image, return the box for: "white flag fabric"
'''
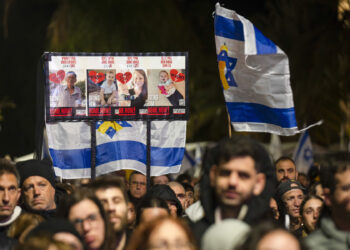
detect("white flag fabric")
[293,131,314,174]
[214,3,299,136]
[269,134,282,161]
[46,120,186,179]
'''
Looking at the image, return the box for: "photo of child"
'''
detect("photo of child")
[100,70,117,106]
[158,70,184,106]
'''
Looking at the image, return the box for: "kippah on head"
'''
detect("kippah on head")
[16,159,56,188]
[276,179,304,199]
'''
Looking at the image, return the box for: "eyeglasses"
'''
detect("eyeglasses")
[72,213,101,228]
[148,241,193,250]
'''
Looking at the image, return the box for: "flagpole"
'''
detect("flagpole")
[227,112,232,138]
[90,121,96,180]
[146,120,151,191]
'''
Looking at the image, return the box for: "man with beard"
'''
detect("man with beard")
[191,136,276,245]
[90,175,130,250]
[275,157,298,183]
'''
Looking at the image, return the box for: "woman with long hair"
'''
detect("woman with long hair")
[300,194,323,237]
[131,69,148,107]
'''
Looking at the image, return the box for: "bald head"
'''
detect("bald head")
[257,230,300,250]
[168,182,186,210]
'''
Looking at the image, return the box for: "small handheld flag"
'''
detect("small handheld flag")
[293,131,314,174]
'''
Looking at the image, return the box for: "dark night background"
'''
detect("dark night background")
[0,0,349,158]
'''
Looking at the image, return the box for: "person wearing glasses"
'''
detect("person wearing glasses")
[128,171,147,207]
[59,188,116,250]
[168,182,187,211]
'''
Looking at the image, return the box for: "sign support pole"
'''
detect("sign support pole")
[90,121,97,180]
[146,120,151,191]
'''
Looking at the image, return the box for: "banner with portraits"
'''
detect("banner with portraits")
[44,52,188,121]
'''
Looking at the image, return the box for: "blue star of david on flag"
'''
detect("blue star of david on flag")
[96,121,132,139]
[217,45,237,89]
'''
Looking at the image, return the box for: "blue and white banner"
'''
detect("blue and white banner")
[214,3,299,136]
[293,131,314,174]
[46,121,186,179]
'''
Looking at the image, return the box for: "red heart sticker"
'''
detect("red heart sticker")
[116,72,132,84]
[49,70,66,84]
[89,71,105,84]
[56,70,65,82]
[170,69,185,82]
[97,72,105,83]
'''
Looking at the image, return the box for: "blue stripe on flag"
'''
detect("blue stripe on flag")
[184,150,196,166]
[215,15,244,41]
[151,147,185,167]
[49,148,91,169]
[96,140,146,166]
[254,26,277,54]
[226,102,297,128]
[294,131,309,159]
[50,142,184,170]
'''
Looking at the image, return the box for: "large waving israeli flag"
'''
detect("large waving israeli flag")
[46,121,186,179]
[215,3,298,136]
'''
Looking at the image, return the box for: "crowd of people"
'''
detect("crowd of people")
[0,136,349,250]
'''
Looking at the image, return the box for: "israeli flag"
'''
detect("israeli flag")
[293,131,314,174]
[46,121,186,179]
[215,3,298,136]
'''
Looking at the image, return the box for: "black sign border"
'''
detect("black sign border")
[43,52,189,122]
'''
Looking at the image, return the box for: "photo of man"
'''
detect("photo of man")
[56,71,82,107]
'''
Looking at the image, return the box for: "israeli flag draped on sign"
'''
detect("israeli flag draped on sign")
[215,3,299,136]
[46,121,186,179]
[293,131,314,174]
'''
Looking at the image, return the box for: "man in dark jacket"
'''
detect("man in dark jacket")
[191,136,276,244]
[16,159,58,218]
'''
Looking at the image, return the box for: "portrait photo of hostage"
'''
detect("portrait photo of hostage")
[146,69,185,107]
[86,69,115,107]
[116,69,148,107]
[49,70,84,108]
[99,70,117,106]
